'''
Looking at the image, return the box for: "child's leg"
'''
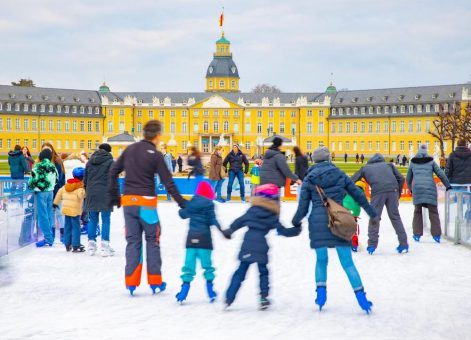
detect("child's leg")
[257,263,269,298]
[64,216,72,246]
[412,204,424,236]
[198,249,215,282]
[181,248,198,283]
[226,261,250,303]
[335,246,364,291]
[71,216,81,247]
[314,247,328,287]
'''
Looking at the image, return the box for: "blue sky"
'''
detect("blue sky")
[0,0,470,92]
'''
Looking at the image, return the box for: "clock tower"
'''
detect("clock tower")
[205,32,240,92]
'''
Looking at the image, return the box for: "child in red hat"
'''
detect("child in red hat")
[175,181,228,304]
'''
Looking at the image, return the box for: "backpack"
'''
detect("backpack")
[315,185,357,241]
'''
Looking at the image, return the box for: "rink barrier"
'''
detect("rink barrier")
[442,185,471,248]
[0,179,38,256]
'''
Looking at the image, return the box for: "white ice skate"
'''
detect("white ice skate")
[88,240,97,256]
[101,241,115,257]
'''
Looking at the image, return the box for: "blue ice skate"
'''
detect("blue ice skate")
[413,234,421,242]
[355,289,373,314]
[36,239,53,248]
[396,245,409,253]
[206,281,217,303]
[315,286,327,311]
[433,235,441,243]
[150,282,167,294]
[366,246,376,255]
[127,285,137,296]
[176,283,190,303]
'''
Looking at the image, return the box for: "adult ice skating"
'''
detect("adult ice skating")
[1,2,471,340]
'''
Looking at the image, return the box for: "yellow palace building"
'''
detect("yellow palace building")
[0,31,470,158]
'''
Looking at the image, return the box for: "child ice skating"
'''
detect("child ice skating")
[342,180,367,252]
[250,158,262,195]
[223,184,301,310]
[53,167,86,252]
[292,147,377,314]
[28,148,58,247]
[109,120,186,295]
[175,181,227,304]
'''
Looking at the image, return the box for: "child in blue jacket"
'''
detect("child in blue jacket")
[222,184,301,309]
[176,181,227,303]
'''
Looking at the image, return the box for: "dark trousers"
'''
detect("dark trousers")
[226,261,269,303]
[227,170,245,199]
[368,191,408,247]
[123,205,163,287]
[412,203,441,237]
[178,165,182,172]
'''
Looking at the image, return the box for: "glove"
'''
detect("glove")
[221,229,232,240]
[178,199,188,209]
[53,204,59,210]
[292,225,302,236]
[109,195,121,208]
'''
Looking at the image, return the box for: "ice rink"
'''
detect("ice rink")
[1,202,470,340]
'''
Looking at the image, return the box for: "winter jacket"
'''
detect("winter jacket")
[342,187,365,217]
[445,146,471,184]
[178,195,221,249]
[53,179,86,217]
[163,153,173,172]
[292,161,377,249]
[109,139,186,208]
[406,153,451,206]
[28,159,58,192]
[223,150,249,174]
[25,156,34,171]
[250,165,261,185]
[295,155,309,180]
[187,155,205,177]
[351,153,404,197]
[208,152,223,181]
[64,158,85,181]
[84,149,114,212]
[226,196,300,264]
[260,147,298,187]
[177,157,183,166]
[8,150,29,179]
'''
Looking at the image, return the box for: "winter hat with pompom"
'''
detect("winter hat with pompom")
[255,183,280,201]
[195,181,215,200]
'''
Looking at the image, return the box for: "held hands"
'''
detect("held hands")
[53,204,59,210]
[221,228,232,240]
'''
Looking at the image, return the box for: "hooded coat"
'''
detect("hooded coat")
[178,195,221,249]
[292,161,377,249]
[260,147,298,187]
[53,179,86,216]
[84,149,114,212]
[351,153,404,196]
[295,154,309,180]
[8,150,29,179]
[406,152,451,206]
[445,146,471,184]
[28,158,58,192]
[226,196,300,264]
[208,151,223,181]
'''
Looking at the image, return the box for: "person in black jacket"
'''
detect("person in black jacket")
[177,155,183,173]
[223,144,249,202]
[187,147,205,181]
[445,139,471,184]
[108,120,186,296]
[223,184,301,309]
[293,146,309,181]
[260,137,300,188]
[84,144,114,256]
[175,181,227,304]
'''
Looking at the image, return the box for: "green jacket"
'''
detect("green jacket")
[28,159,58,192]
[342,187,364,217]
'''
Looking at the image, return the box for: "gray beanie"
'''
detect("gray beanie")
[418,143,428,155]
[313,146,330,163]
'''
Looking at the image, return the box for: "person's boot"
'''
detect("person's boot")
[206,281,217,303]
[176,282,190,303]
[355,289,373,314]
[315,286,327,311]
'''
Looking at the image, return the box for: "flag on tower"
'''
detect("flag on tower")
[219,9,224,27]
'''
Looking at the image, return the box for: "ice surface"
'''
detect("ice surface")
[1,202,470,340]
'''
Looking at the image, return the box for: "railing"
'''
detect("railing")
[443,185,471,248]
[0,179,38,256]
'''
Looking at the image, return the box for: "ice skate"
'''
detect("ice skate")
[88,240,97,256]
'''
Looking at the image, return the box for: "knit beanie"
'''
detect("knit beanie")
[418,143,428,155]
[39,148,53,161]
[254,184,280,200]
[313,146,330,163]
[195,181,215,200]
[272,137,283,148]
[99,143,112,153]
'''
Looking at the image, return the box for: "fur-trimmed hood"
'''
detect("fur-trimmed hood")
[250,196,280,215]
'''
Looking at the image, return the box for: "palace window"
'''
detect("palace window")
[219,80,225,88]
[332,108,336,115]
[376,106,381,114]
[318,122,324,133]
[269,110,273,118]
[182,110,187,118]
[231,80,236,88]
[280,111,285,117]
[23,103,29,112]
[425,120,430,132]
[80,140,84,149]
[224,121,229,132]
[137,110,142,117]
[307,110,312,117]
[108,121,113,133]
[257,123,262,134]
[80,106,85,114]
[49,120,53,131]
[95,121,100,132]
[171,110,176,118]
[392,121,397,132]
[32,104,37,112]
[203,121,208,132]
[392,106,397,114]
[204,110,209,117]
[353,107,358,115]
[88,121,92,132]
[72,106,77,114]
[361,107,366,115]
[376,141,380,151]
[24,119,29,131]
[148,110,154,118]
[234,123,239,133]
[338,141,343,151]
[57,121,62,132]
[368,106,373,114]
[338,108,343,115]
[213,121,219,133]
[307,122,312,133]
[408,105,414,114]
[353,141,357,151]
[223,110,229,117]
[95,107,99,114]
[400,141,405,151]
[120,109,125,116]
[193,123,199,132]
[408,141,413,151]
[392,141,396,152]
[353,122,358,133]
[40,120,45,131]
[74,121,78,132]
[245,142,250,150]
[80,121,85,132]
[88,106,92,114]
[137,122,142,133]
[417,105,422,113]
[346,122,350,133]
[182,122,187,133]
[361,141,365,151]
[425,104,431,113]
[257,110,262,118]
[368,122,373,133]
[408,120,413,132]
[331,123,336,133]
[40,104,45,113]
[160,110,165,117]
[307,141,312,151]
[346,107,351,115]
[119,122,124,132]
[280,122,285,134]
[346,141,350,150]
[384,106,389,114]
[15,103,20,112]
[400,105,405,114]
[376,121,380,133]
[361,122,365,133]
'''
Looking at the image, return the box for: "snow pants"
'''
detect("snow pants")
[180,248,215,283]
[412,203,441,237]
[368,191,408,247]
[123,204,162,288]
[226,261,269,303]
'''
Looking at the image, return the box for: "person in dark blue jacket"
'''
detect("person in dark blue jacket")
[292,147,378,314]
[223,184,301,310]
[175,181,226,303]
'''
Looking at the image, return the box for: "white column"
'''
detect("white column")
[209,135,212,153]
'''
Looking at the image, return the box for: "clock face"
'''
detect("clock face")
[231,66,236,73]
[209,66,214,74]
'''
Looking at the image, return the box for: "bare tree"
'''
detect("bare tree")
[251,83,281,94]
[429,110,449,158]
[11,78,35,87]
[457,104,471,141]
